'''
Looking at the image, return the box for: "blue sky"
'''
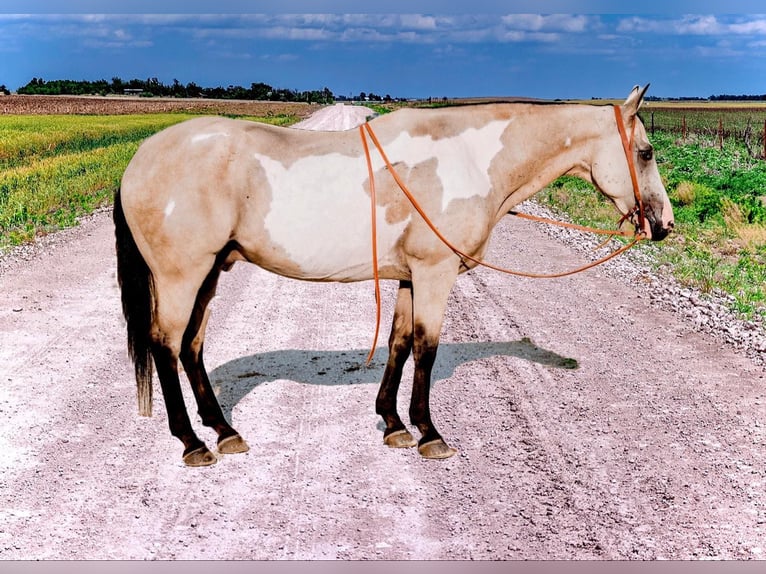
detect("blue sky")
[1,2,766,100]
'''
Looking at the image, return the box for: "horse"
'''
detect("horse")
[114,85,674,466]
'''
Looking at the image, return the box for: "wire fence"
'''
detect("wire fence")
[644,107,766,159]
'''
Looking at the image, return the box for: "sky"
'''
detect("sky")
[1,1,766,100]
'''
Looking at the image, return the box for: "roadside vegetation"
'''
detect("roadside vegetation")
[537,118,766,321]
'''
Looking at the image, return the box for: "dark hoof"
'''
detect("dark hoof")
[183,445,218,467]
[383,429,417,449]
[217,434,250,455]
[418,438,458,459]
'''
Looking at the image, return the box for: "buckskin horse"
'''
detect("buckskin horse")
[114,85,674,466]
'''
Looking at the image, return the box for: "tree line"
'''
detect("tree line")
[14,77,337,104]
[709,93,766,102]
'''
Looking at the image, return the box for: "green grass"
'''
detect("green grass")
[0,112,302,250]
[0,114,190,170]
[536,133,766,322]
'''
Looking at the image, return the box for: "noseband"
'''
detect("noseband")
[359,105,647,362]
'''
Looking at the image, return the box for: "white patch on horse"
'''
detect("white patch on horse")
[164,200,176,219]
[387,120,510,212]
[256,152,410,280]
[565,137,572,148]
[191,132,228,144]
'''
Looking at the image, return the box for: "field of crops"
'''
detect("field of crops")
[643,103,766,158]
[0,96,314,247]
[0,94,317,117]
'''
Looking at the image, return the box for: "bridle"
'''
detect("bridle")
[613,104,646,235]
[359,104,646,362]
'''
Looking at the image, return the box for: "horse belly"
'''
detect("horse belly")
[244,152,410,282]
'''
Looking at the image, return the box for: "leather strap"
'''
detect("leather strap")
[359,107,645,361]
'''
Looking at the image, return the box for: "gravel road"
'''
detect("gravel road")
[1,105,765,560]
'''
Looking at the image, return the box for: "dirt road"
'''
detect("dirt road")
[1,105,765,559]
[1,203,764,560]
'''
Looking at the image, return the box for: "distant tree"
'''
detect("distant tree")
[249,82,273,100]
[111,76,124,93]
[13,75,342,102]
[185,81,203,98]
[0,84,9,95]
[170,79,187,98]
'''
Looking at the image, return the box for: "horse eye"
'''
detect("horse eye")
[639,148,654,161]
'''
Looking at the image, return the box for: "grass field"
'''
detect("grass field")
[0,114,193,244]
[1,96,764,321]
[0,97,311,247]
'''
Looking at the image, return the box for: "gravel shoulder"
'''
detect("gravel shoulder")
[0,105,764,559]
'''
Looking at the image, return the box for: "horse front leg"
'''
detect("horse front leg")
[376,281,418,449]
[410,260,459,460]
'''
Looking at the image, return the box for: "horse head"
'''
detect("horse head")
[591,85,675,241]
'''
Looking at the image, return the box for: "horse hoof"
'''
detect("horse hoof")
[418,439,458,460]
[183,446,218,467]
[383,429,417,449]
[217,434,250,454]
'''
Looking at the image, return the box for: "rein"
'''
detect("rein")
[359,105,645,363]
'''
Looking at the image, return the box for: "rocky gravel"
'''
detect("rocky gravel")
[516,200,766,367]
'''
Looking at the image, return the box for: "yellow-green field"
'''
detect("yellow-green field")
[0,114,191,245]
[0,110,302,247]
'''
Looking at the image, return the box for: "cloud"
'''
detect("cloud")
[618,14,766,37]
[0,13,601,53]
[675,15,723,35]
[501,14,589,33]
[730,19,766,34]
[0,14,156,49]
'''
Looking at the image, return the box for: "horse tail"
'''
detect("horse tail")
[113,187,154,417]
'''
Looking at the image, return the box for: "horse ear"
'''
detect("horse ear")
[623,84,650,117]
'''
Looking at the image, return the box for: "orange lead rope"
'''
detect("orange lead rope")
[359,106,646,362]
[360,125,382,365]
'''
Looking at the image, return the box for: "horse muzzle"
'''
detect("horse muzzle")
[639,206,674,242]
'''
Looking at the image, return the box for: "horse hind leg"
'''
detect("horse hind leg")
[180,255,249,457]
[151,341,217,466]
[376,281,418,449]
[151,263,222,467]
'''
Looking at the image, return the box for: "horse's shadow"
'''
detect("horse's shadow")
[209,338,578,419]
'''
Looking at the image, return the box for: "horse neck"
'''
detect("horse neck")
[490,103,609,219]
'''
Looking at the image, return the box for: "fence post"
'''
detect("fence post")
[719,117,723,150]
[763,119,766,160]
[651,111,654,136]
[682,115,687,140]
